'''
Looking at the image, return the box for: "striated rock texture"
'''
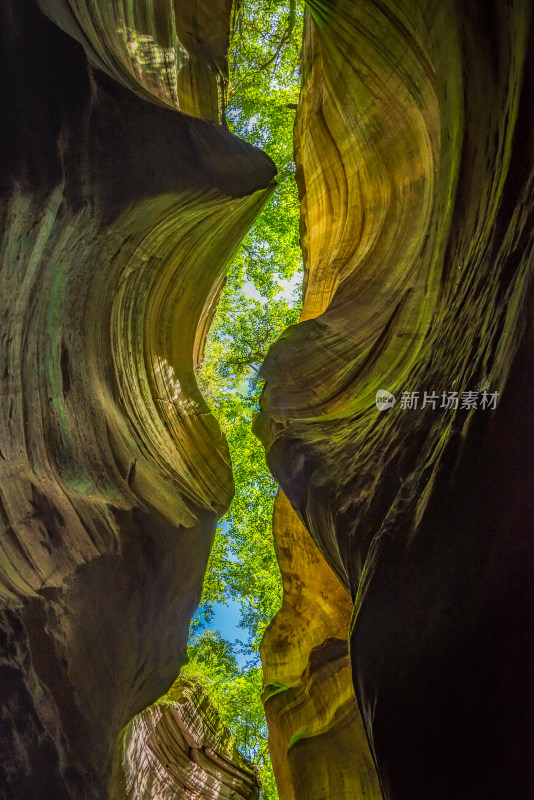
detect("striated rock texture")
[0,1,274,798]
[261,493,381,800]
[258,1,534,799]
[3,1,534,799]
[123,679,260,800]
[37,0,233,118]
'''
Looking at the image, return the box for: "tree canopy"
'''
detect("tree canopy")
[181,3,305,798]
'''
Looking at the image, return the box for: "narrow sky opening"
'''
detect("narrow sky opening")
[183,3,305,797]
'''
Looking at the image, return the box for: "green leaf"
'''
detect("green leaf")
[188,4,305,797]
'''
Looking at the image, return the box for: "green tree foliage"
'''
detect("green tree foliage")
[182,634,276,796]
[225,0,304,296]
[184,2,305,798]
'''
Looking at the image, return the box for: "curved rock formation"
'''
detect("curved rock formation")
[37,0,232,118]
[0,1,273,797]
[258,2,534,799]
[261,493,381,800]
[123,679,260,800]
[3,1,534,799]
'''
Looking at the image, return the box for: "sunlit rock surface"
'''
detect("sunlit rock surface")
[258,1,534,799]
[0,1,274,797]
[123,679,260,800]
[3,0,534,798]
[37,0,232,118]
[261,493,381,800]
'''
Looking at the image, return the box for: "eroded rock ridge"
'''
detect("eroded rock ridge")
[0,1,273,797]
[259,2,534,799]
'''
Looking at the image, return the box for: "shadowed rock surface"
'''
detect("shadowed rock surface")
[123,679,260,800]
[0,1,274,797]
[2,1,533,799]
[258,2,534,799]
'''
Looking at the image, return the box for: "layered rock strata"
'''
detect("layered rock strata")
[3,1,533,799]
[0,1,273,797]
[37,0,233,118]
[123,679,260,800]
[258,1,534,799]
[261,493,381,800]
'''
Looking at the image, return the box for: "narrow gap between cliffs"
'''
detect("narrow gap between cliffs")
[179,3,304,798]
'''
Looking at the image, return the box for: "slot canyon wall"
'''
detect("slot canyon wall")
[258,1,534,799]
[0,1,271,797]
[1,1,533,800]
[122,679,260,800]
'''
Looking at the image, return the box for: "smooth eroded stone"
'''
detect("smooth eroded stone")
[261,493,382,800]
[123,679,260,800]
[0,1,275,797]
[37,0,233,118]
[258,2,534,798]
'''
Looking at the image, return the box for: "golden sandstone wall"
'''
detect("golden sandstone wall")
[260,492,381,800]
[258,2,534,799]
[1,1,533,800]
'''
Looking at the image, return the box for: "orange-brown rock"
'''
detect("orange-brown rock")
[258,2,534,799]
[261,493,381,800]
[123,679,260,800]
[2,1,534,799]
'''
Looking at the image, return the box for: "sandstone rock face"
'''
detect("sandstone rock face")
[0,1,273,797]
[261,493,382,800]
[258,2,534,799]
[37,0,232,118]
[3,1,534,799]
[123,679,260,800]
